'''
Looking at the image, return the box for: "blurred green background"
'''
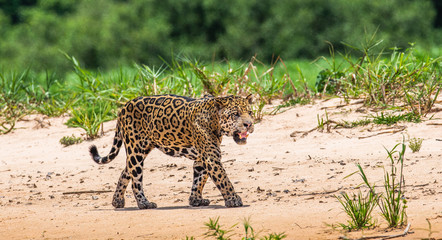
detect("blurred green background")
[0,0,441,74]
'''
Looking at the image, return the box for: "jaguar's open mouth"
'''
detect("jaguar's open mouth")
[233,130,249,145]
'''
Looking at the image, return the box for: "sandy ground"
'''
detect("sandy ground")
[1,97,441,240]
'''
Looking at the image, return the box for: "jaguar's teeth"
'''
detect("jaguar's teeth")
[238,132,249,139]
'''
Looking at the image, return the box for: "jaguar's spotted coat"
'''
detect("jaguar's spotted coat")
[89,94,254,208]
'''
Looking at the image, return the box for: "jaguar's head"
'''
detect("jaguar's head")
[216,95,254,145]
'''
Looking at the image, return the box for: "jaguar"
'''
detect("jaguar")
[89,94,254,209]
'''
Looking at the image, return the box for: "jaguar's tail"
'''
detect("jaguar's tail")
[89,123,123,164]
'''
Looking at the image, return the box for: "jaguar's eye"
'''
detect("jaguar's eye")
[234,112,240,117]
[248,110,253,116]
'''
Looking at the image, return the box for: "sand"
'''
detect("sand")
[1,97,441,239]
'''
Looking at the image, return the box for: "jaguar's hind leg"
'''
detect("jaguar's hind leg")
[127,145,157,209]
[112,167,131,208]
[189,160,210,206]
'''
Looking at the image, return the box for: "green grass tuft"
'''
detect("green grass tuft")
[186,217,286,240]
[337,140,408,230]
[408,136,423,153]
[371,112,421,125]
[59,134,83,147]
[336,190,378,230]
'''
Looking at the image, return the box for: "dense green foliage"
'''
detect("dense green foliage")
[0,40,440,138]
[0,0,441,73]
[0,55,312,137]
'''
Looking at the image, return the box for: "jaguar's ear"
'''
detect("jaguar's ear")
[214,96,233,114]
[246,94,253,104]
[203,94,215,99]
[214,96,229,109]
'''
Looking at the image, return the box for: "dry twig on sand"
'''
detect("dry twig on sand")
[292,187,343,197]
[339,223,411,240]
[291,123,406,140]
[62,190,112,195]
[358,126,407,139]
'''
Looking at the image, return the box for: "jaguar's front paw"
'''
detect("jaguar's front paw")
[189,196,211,207]
[225,195,243,208]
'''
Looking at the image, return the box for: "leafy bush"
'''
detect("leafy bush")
[315,69,344,94]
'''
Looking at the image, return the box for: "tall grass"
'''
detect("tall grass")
[0,69,40,134]
[58,54,305,137]
[319,33,441,115]
[0,40,439,138]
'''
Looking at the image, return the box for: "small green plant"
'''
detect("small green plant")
[337,141,408,230]
[260,233,287,240]
[245,56,304,121]
[336,118,372,128]
[136,63,166,96]
[204,217,235,240]
[379,141,408,227]
[252,97,266,122]
[337,164,379,231]
[66,102,115,139]
[332,111,422,130]
[371,112,421,125]
[34,98,73,117]
[242,217,286,240]
[336,190,378,230]
[317,110,330,132]
[188,59,243,97]
[193,217,286,240]
[315,42,346,95]
[59,134,84,147]
[315,68,344,94]
[408,136,423,153]
[242,217,257,240]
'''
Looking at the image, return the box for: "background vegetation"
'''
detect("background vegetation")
[0,0,441,138]
[0,0,441,74]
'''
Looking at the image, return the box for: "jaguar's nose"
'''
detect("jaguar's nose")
[243,122,252,129]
